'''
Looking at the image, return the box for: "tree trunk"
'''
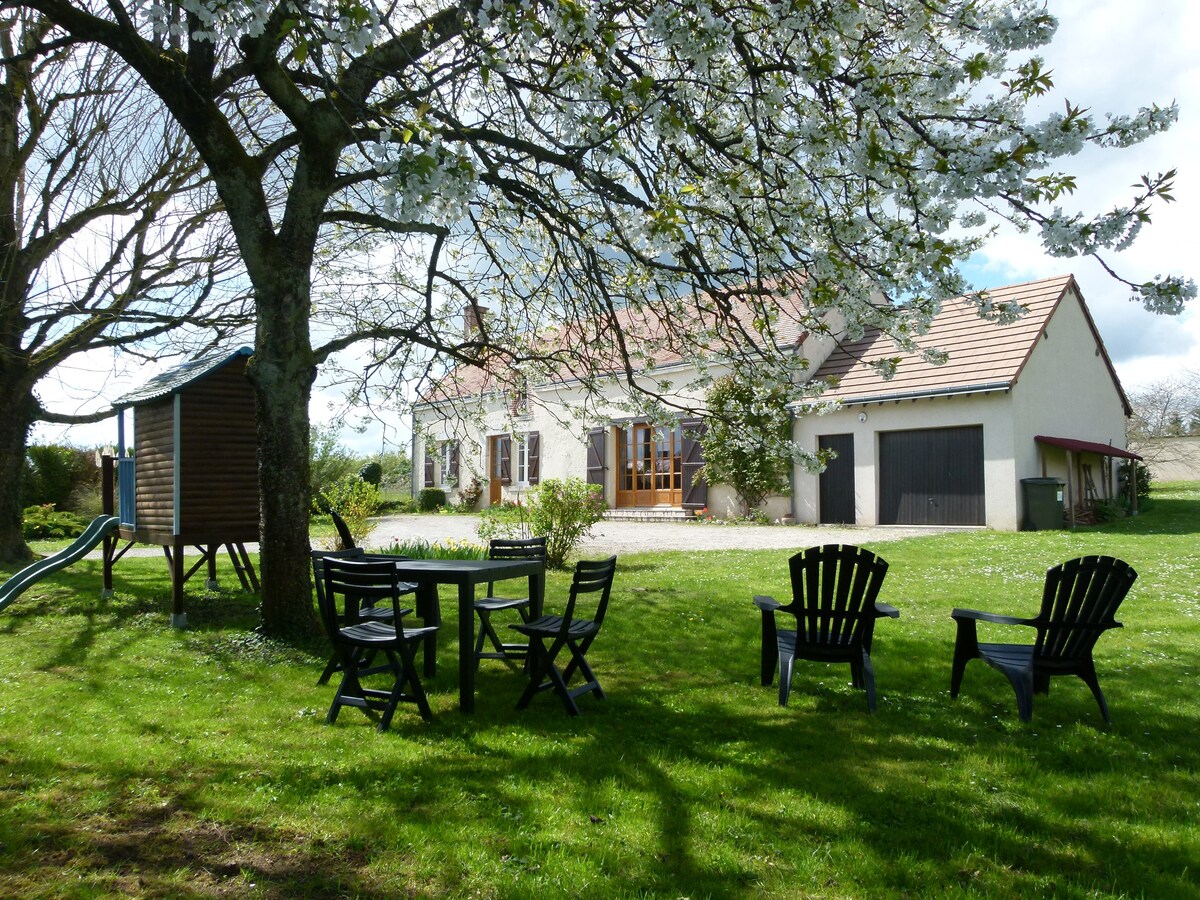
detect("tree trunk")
[0,383,35,565]
[247,276,319,638]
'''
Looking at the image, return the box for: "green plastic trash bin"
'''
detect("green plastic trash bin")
[1021,477,1064,531]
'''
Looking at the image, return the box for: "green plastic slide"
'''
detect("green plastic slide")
[0,515,120,613]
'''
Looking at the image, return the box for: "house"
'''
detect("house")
[792,275,1139,529]
[412,275,1138,530]
[413,289,833,521]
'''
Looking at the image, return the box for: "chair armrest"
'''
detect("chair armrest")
[753,595,782,612]
[873,601,900,619]
[950,608,1031,627]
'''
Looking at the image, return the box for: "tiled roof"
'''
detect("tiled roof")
[114,346,252,407]
[808,275,1122,406]
[420,274,1128,413]
[420,284,813,404]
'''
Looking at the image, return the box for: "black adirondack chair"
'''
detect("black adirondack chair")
[319,558,438,728]
[511,556,617,716]
[950,555,1137,724]
[753,544,898,712]
[473,537,547,669]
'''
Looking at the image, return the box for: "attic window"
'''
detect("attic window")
[509,380,530,417]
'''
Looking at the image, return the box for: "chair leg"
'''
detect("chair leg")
[327,665,365,725]
[1034,672,1051,695]
[1077,660,1112,725]
[317,652,339,686]
[562,640,604,702]
[777,649,795,707]
[760,614,778,686]
[859,651,878,713]
[476,608,531,669]
[1009,668,1035,722]
[950,620,979,699]
[517,637,581,715]
[379,643,432,728]
[516,638,551,710]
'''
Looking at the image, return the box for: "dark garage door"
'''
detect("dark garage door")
[879,426,985,525]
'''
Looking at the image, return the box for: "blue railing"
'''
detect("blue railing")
[117,457,136,527]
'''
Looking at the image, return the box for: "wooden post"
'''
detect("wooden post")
[170,542,187,628]
[101,455,115,598]
[1131,461,1140,516]
[1066,450,1076,530]
[206,546,220,590]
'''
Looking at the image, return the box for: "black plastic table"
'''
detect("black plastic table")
[389,558,546,713]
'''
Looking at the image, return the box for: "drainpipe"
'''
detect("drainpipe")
[411,427,419,500]
[788,407,798,523]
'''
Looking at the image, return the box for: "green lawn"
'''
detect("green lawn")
[2,485,1198,898]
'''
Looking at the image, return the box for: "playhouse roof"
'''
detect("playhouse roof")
[114,346,253,408]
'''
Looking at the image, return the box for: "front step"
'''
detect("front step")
[603,507,692,523]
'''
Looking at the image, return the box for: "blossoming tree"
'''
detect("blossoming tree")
[0,12,246,565]
[6,0,1191,634]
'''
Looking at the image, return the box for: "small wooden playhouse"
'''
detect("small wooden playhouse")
[103,347,260,626]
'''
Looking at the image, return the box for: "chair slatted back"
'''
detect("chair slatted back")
[320,558,408,638]
[489,537,547,561]
[311,548,366,611]
[1034,555,1136,661]
[562,556,618,627]
[487,537,547,595]
[785,544,889,647]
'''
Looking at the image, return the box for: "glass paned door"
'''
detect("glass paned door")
[616,423,682,507]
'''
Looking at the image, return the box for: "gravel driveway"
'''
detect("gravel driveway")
[365,514,968,555]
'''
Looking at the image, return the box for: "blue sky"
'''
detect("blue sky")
[34,0,1199,456]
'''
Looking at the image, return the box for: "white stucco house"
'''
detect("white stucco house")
[412,274,1140,530]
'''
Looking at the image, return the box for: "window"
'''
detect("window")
[516,435,530,484]
[509,379,530,417]
[440,440,459,487]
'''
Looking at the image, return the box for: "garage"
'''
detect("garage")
[878,426,985,526]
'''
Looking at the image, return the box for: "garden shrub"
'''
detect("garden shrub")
[455,477,484,511]
[22,504,89,540]
[358,461,383,485]
[1118,461,1153,504]
[23,445,98,512]
[418,488,447,512]
[476,501,530,542]
[319,476,382,547]
[526,477,605,568]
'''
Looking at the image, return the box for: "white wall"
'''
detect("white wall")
[1010,286,1130,503]
[790,286,1130,530]
[792,391,1017,527]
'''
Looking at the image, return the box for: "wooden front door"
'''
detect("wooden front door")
[488,435,506,505]
[616,423,683,507]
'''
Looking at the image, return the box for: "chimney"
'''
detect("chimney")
[464,303,489,340]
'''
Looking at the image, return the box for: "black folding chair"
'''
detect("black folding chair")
[511,556,617,716]
[473,537,547,669]
[319,558,438,729]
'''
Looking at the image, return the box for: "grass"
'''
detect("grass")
[1,484,1198,898]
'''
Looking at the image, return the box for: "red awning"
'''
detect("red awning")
[1035,435,1142,461]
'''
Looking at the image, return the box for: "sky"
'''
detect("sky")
[32,0,1200,457]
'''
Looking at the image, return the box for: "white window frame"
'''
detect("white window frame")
[515,433,530,485]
